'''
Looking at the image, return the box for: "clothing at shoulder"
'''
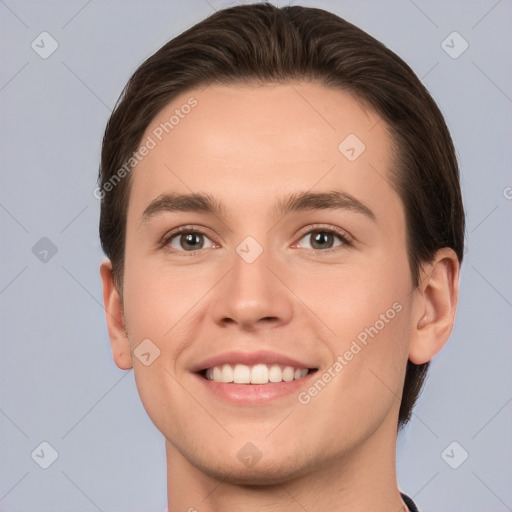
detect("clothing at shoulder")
[401,492,419,512]
[164,496,419,512]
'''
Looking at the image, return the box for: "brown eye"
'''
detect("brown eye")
[167,231,213,251]
[297,230,346,250]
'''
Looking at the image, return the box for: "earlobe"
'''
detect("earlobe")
[408,248,460,365]
[99,259,133,370]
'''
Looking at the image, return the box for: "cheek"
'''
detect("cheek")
[297,305,411,446]
[131,358,193,442]
[287,248,412,414]
[288,247,411,339]
[122,247,208,337]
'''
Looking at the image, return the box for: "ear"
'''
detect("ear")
[408,248,460,365]
[99,259,133,370]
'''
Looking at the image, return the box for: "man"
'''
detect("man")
[98,3,464,510]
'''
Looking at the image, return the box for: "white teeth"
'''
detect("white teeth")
[221,363,233,382]
[269,364,282,382]
[282,366,294,382]
[233,364,251,383]
[250,364,269,384]
[204,363,309,384]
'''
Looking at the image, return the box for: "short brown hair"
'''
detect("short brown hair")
[98,2,465,428]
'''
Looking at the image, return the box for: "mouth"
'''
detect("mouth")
[191,350,320,404]
[198,363,318,384]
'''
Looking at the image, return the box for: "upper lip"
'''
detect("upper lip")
[191,350,318,373]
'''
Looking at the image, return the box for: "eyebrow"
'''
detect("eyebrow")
[140,190,376,224]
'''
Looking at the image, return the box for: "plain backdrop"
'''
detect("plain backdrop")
[1,1,511,511]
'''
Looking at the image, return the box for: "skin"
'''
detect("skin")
[100,82,459,512]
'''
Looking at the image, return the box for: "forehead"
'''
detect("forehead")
[127,82,398,223]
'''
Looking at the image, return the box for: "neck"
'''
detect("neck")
[165,414,408,512]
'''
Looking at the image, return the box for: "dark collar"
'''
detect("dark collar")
[400,493,419,512]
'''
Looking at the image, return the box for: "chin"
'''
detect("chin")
[191,450,316,486]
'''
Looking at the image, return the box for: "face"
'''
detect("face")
[109,82,420,483]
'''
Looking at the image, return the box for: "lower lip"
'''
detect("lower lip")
[193,372,317,405]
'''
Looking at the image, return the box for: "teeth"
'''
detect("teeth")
[269,364,282,383]
[233,364,250,383]
[250,364,269,384]
[204,363,309,384]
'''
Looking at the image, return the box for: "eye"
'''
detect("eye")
[295,227,351,251]
[164,229,215,252]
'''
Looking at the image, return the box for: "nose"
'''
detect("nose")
[210,241,294,332]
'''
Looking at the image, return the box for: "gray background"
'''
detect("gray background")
[1,0,511,510]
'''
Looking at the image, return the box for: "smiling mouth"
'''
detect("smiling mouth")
[199,363,318,384]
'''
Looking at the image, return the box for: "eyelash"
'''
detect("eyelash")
[294,224,354,252]
[159,224,353,255]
